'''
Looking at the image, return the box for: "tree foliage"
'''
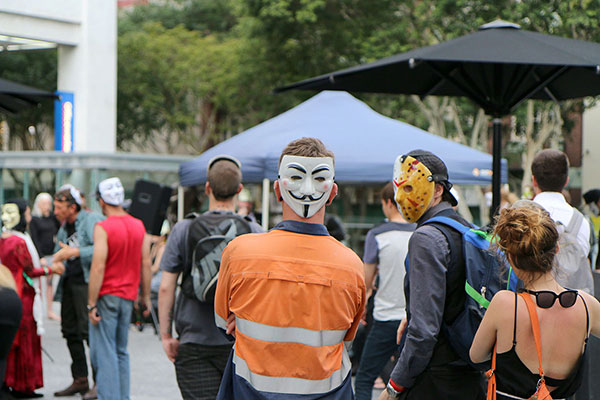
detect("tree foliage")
[2,0,600,189]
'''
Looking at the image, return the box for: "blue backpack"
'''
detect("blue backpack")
[423,216,519,365]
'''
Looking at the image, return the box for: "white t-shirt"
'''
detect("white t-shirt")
[363,221,415,321]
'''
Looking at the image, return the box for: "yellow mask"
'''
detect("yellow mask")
[1,203,20,230]
[393,155,434,222]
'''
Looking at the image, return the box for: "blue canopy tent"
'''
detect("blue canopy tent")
[179,91,507,226]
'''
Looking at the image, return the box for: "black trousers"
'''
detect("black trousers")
[0,288,22,385]
[174,343,232,400]
[399,365,486,400]
[60,276,90,379]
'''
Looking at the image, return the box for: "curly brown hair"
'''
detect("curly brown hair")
[492,200,558,285]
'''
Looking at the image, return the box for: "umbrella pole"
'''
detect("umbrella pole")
[261,178,270,230]
[490,117,502,222]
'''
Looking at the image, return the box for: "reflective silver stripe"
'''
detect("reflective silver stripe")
[214,312,228,330]
[236,317,346,347]
[233,346,351,394]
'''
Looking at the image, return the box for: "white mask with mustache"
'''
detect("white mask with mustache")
[278,155,335,218]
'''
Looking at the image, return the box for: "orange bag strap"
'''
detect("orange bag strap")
[486,344,497,400]
[519,293,545,378]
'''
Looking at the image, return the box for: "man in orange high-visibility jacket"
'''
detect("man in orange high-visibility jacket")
[215,137,366,399]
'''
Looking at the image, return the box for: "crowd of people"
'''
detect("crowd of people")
[1,138,600,400]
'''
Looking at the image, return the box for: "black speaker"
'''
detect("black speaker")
[129,180,172,235]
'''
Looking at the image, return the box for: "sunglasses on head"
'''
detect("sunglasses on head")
[519,288,578,308]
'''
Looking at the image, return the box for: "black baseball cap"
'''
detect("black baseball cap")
[406,149,458,206]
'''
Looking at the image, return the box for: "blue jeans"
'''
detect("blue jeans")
[354,319,401,400]
[89,295,133,400]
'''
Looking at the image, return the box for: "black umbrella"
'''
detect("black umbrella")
[276,20,600,217]
[0,77,57,114]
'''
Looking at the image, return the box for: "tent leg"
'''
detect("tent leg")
[490,117,502,222]
[177,186,184,222]
[261,178,270,231]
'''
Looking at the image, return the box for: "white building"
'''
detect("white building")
[0,0,117,152]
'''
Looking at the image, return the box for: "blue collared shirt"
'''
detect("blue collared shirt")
[272,220,330,236]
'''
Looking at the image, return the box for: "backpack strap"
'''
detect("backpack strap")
[519,293,545,379]
[566,209,584,235]
[421,215,467,271]
[426,216,472,234]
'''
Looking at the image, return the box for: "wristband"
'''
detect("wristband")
[87,305,97,313]
[42,266,50,275]
[386,379,405,398]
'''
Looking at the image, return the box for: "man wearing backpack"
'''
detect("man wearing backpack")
[380,150,485,400]
[531,149,593,294]
[158,155,262,400]
[214,137,366,399]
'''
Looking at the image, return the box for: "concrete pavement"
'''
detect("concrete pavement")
[37,315,178,399]
[24,311,383,399]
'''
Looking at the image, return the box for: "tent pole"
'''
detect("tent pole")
[177,185,184,222]
[261,178,270,231]
[490,117,502,222]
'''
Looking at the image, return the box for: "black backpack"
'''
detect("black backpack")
[181,212,252,302]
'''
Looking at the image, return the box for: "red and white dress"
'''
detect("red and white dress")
[0,234,45,393]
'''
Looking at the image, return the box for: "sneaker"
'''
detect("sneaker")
[53,377,89,397]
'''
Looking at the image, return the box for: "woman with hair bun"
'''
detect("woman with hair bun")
[470,200,600,399]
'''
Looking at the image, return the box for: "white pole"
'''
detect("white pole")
[261,178,270,230]
[177,185,184,221]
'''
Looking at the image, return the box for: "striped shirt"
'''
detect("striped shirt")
[215,220,365,398]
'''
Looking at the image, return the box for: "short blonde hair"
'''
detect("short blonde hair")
[0,265,16,291]
[278,137,335,167]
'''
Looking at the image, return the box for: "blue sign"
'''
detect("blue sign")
[54,91,75,152]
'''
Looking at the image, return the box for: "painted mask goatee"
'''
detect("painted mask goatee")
[278,155,335,219]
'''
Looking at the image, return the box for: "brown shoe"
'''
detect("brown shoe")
[53,377,89,396]
[82,386,97,400]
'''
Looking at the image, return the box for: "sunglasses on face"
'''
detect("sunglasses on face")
[519,288,578,308]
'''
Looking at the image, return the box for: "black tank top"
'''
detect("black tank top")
[495,291,589,399]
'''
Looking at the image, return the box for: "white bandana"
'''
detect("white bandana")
[278,155,335,218]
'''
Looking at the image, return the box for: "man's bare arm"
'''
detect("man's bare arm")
[158,270,179,362]
[140,234,152,309]
[88,225,108,325]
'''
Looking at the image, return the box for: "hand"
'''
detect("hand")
[53,242,74,263]
[143,296,152,318]
[226,313,237,338]
[51,262,65,275]
[397,318,408,345]
[161,335,180,362]
[377,385,406,400]
[360,304,368,326]
[377,391,394,400]
[89,307,101,326]
[40,257,48,268]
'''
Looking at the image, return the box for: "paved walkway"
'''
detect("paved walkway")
[25,310,384,399]
[37,315,178,399]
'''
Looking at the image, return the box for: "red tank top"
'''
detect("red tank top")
[98,214,146,301]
